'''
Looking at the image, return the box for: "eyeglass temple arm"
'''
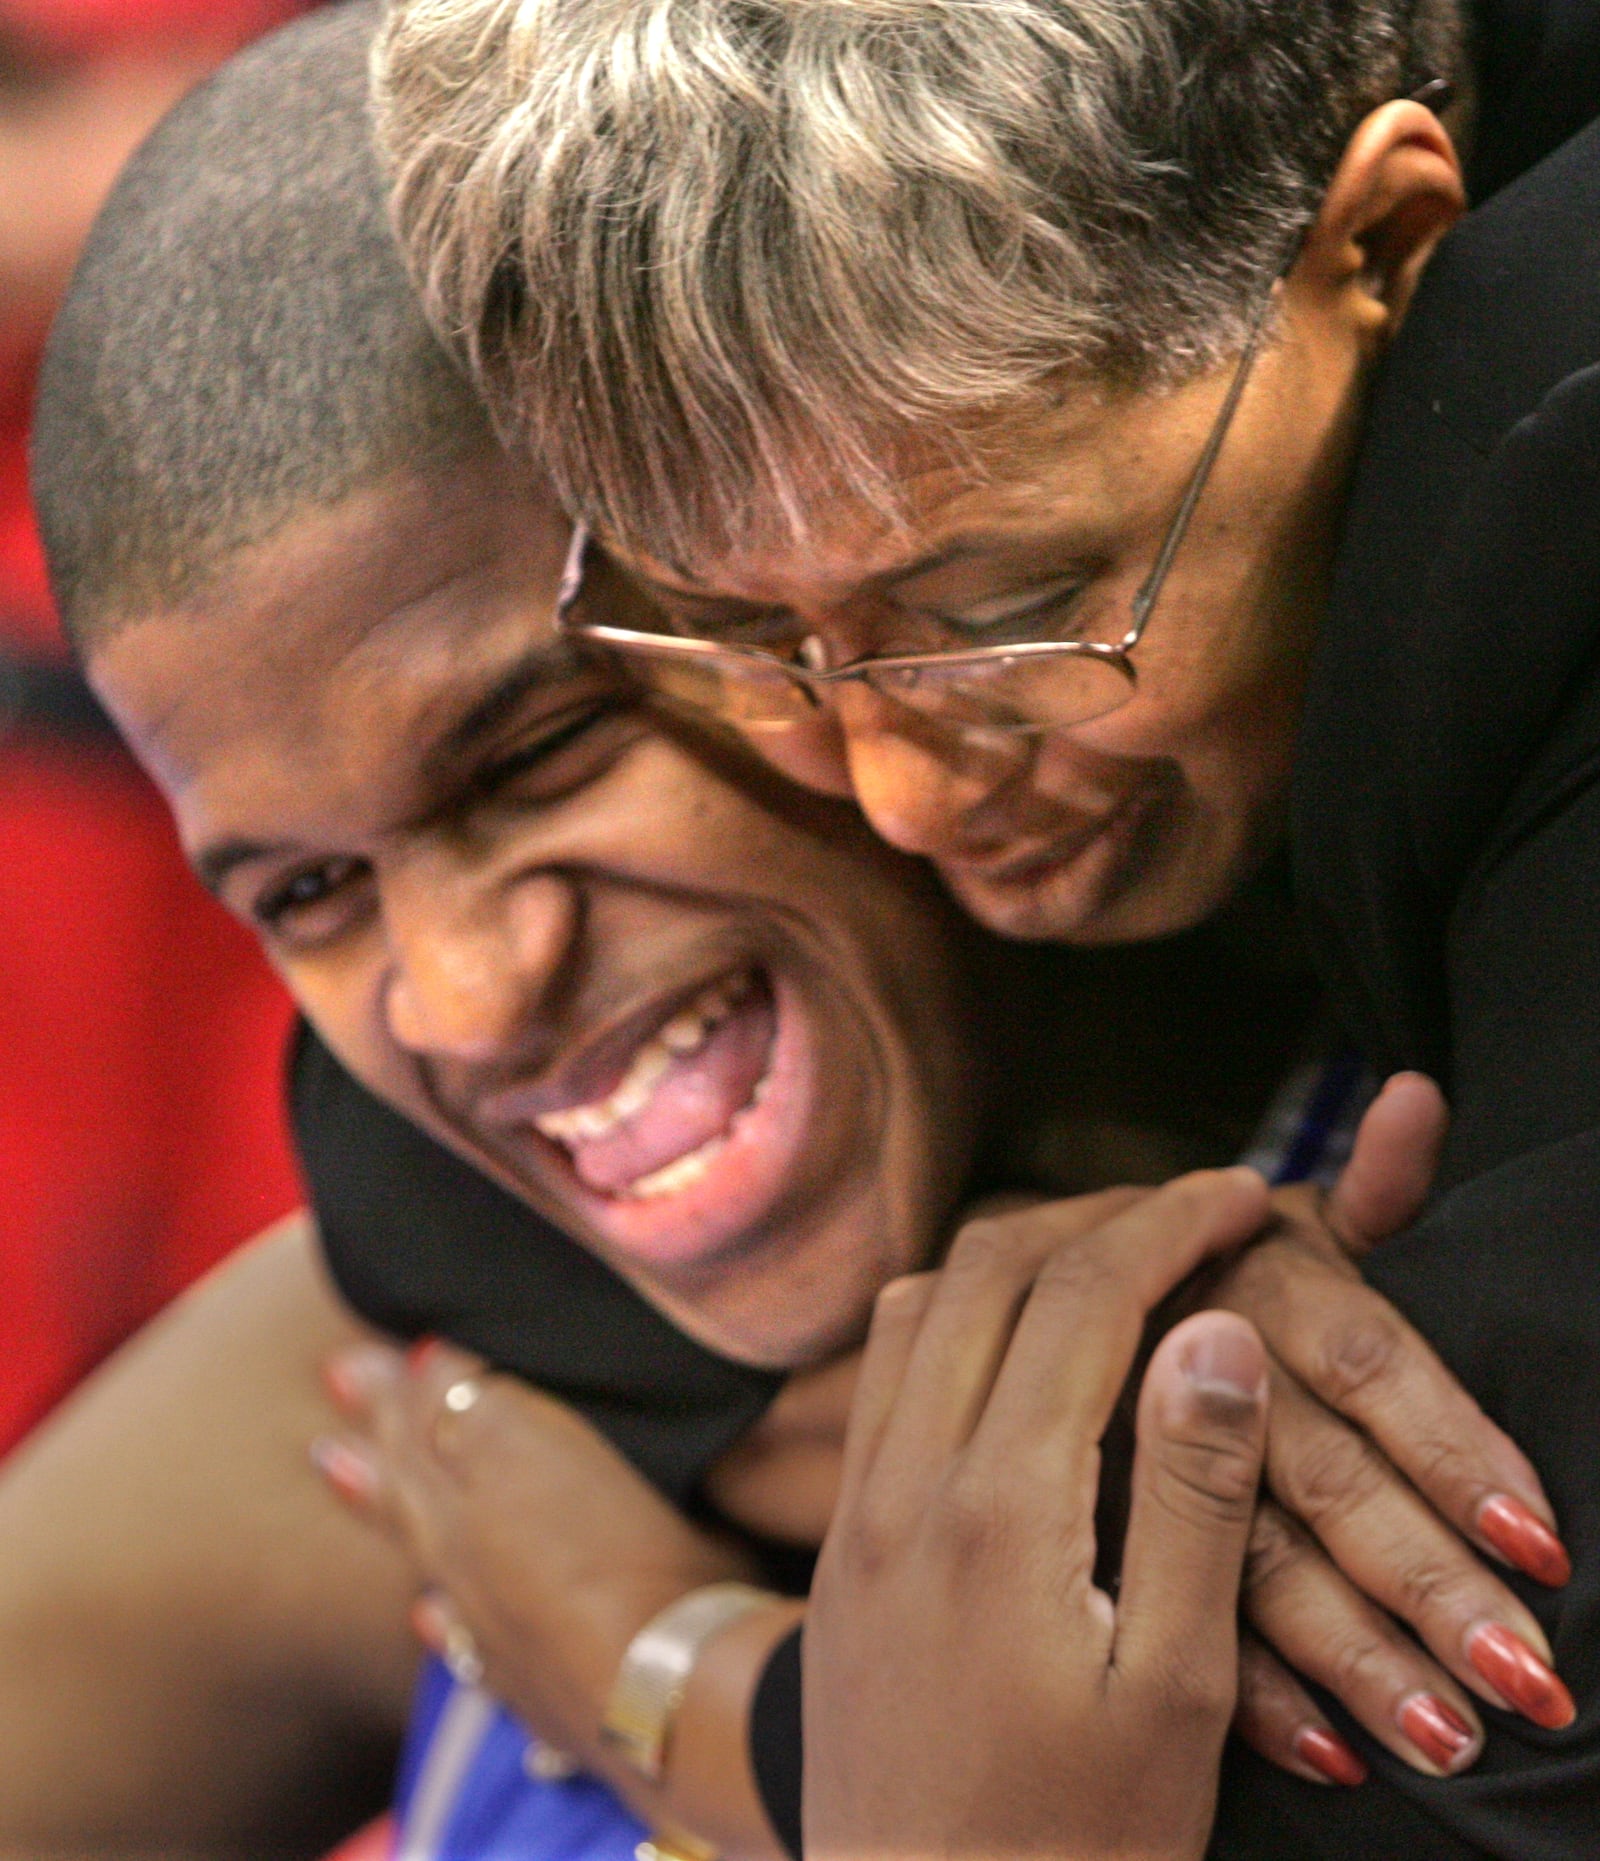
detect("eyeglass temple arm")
[1127,286,1277,633]
[1128,75,1451,637]
[557,522,591,617]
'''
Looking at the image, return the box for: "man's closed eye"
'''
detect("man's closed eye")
[253,856,374,947]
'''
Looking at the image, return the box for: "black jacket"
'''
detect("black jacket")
[1211,106,1600,1861]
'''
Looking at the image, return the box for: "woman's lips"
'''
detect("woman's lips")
[940,785,1153,910]
[950,791,1136,885]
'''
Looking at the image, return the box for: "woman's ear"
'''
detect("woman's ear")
[1290,99,1467,349]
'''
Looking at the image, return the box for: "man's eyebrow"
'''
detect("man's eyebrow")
[194,836,293,896]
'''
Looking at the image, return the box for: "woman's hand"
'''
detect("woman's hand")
[804,1170,1274,1861]
[700,1351,860,1545]
[1211,1075,1574,1783]
[316,1339,753,1750]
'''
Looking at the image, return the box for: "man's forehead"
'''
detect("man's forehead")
[93,495,590,838]
[110,460,562,698]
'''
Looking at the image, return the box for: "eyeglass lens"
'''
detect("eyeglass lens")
[862,652,1135,733]
[602,637,1136,736]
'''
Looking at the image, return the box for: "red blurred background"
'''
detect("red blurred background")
[0,0,311,1454]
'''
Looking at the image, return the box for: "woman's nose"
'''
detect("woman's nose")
[833,689,1031,861]
[381,863,579,1065]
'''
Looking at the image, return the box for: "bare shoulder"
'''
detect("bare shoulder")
[0,1213,415,1852]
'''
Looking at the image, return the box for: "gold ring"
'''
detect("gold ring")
[442,1376,484,1417]
[443,1618,485,1689]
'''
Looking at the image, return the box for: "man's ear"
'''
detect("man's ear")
[1290,99,1467,349]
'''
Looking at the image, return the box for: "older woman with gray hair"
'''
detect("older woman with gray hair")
[368,0,1600,1854]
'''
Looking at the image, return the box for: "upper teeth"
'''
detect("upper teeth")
[533,976,748,1146]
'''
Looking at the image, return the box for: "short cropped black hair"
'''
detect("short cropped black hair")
[32,0,493,650]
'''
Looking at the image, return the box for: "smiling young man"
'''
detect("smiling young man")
[88,445,984,1370]
[29,10,987,1380]
[369,0,1600,1851]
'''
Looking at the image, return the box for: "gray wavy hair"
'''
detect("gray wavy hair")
[374,0,1462,570]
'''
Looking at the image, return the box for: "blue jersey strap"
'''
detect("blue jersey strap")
[393,1657,648,1861]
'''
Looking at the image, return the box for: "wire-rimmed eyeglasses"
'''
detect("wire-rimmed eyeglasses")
[555,281,1273,742]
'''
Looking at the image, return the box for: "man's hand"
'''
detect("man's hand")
[804,1171,1273,1861]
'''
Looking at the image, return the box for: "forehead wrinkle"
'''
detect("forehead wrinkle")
[630,402,1137,608]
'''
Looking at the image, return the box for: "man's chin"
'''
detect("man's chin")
[618,1254,878,1372]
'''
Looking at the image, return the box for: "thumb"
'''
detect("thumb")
[1327,1072,1448,1256]
[1113,1312,1269,1708]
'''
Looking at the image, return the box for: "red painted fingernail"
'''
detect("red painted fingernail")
[1293,1725,1368,1787]
[1398,1693,1479,1773]
[1478,1494,1572,1587]
[408,1335,444,1375]
[322,1356,365,1411]
[310,1436,378,1505]
[1467,1623,1576,1730]
[409,1592,449,1654]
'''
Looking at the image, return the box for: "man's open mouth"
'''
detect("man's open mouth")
[478,960,818,1271]
[532,970,777,1201]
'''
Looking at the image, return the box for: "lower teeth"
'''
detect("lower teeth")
[624,1134,729,1201]
[621,1047,774,1202]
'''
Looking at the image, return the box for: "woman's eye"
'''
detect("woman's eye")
[659,603,805,656]
[721,614,807,653]
[935,578,1089,640]
[253,857,371,942]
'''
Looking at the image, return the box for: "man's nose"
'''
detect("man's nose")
[381,857,579,1064]
[832,688,1031,860]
